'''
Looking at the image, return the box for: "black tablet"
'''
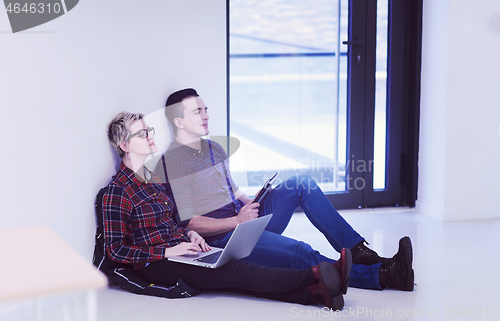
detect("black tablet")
[252,172,280,203]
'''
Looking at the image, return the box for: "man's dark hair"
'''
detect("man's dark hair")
[165,88,199,135]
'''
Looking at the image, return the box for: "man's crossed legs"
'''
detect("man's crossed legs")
[209,175,414,291]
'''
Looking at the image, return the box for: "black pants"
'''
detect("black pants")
[140,259,318,305]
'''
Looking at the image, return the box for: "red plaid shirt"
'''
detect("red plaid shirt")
[159,139,244,242]
[103,163,189,271]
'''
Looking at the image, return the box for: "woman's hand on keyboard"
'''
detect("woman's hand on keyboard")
[164,242,202,258]
[187,230,212,252]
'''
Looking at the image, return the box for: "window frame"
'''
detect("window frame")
[226,0,422,209]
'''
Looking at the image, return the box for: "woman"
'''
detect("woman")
[103,111,351,310]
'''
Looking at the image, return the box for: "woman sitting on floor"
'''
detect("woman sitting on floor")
[103,111,352,310]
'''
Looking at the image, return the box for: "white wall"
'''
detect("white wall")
[0,0,227,258]
[418,0,500,221]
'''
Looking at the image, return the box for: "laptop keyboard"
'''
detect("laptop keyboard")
[195,251,223,264]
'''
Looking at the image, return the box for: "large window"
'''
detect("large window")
[228,0,422,209]
[229,0,350,195]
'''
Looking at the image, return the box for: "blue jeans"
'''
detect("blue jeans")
[209,175,382,290]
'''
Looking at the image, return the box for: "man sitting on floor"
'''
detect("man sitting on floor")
[155,88,414,292]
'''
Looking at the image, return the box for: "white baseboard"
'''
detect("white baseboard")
[416,200,500,221]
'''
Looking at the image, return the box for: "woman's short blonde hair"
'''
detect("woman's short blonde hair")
[107,112,144,158]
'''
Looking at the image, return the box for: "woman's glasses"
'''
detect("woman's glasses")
[128,127,155,140]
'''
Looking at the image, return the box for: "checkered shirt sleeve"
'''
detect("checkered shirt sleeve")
[102,164,189,270]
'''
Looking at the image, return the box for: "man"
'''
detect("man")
[156,88,414,291]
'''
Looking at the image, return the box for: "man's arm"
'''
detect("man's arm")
[186,201,260,236]
[161,151,200,223]
[186,141,261,236]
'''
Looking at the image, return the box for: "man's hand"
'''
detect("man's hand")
[238,193,253,205]
[187,230,211,252]
[235,202,260,224]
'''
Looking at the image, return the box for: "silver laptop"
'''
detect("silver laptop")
[168,214,272,268]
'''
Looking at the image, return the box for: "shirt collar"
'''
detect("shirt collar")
[119,162,154,185]
[169,139,209,157]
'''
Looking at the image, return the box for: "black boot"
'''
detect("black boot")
[351,240,389,265]
[379,236,414,291]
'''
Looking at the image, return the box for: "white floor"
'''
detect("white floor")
[4,208,500,321]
